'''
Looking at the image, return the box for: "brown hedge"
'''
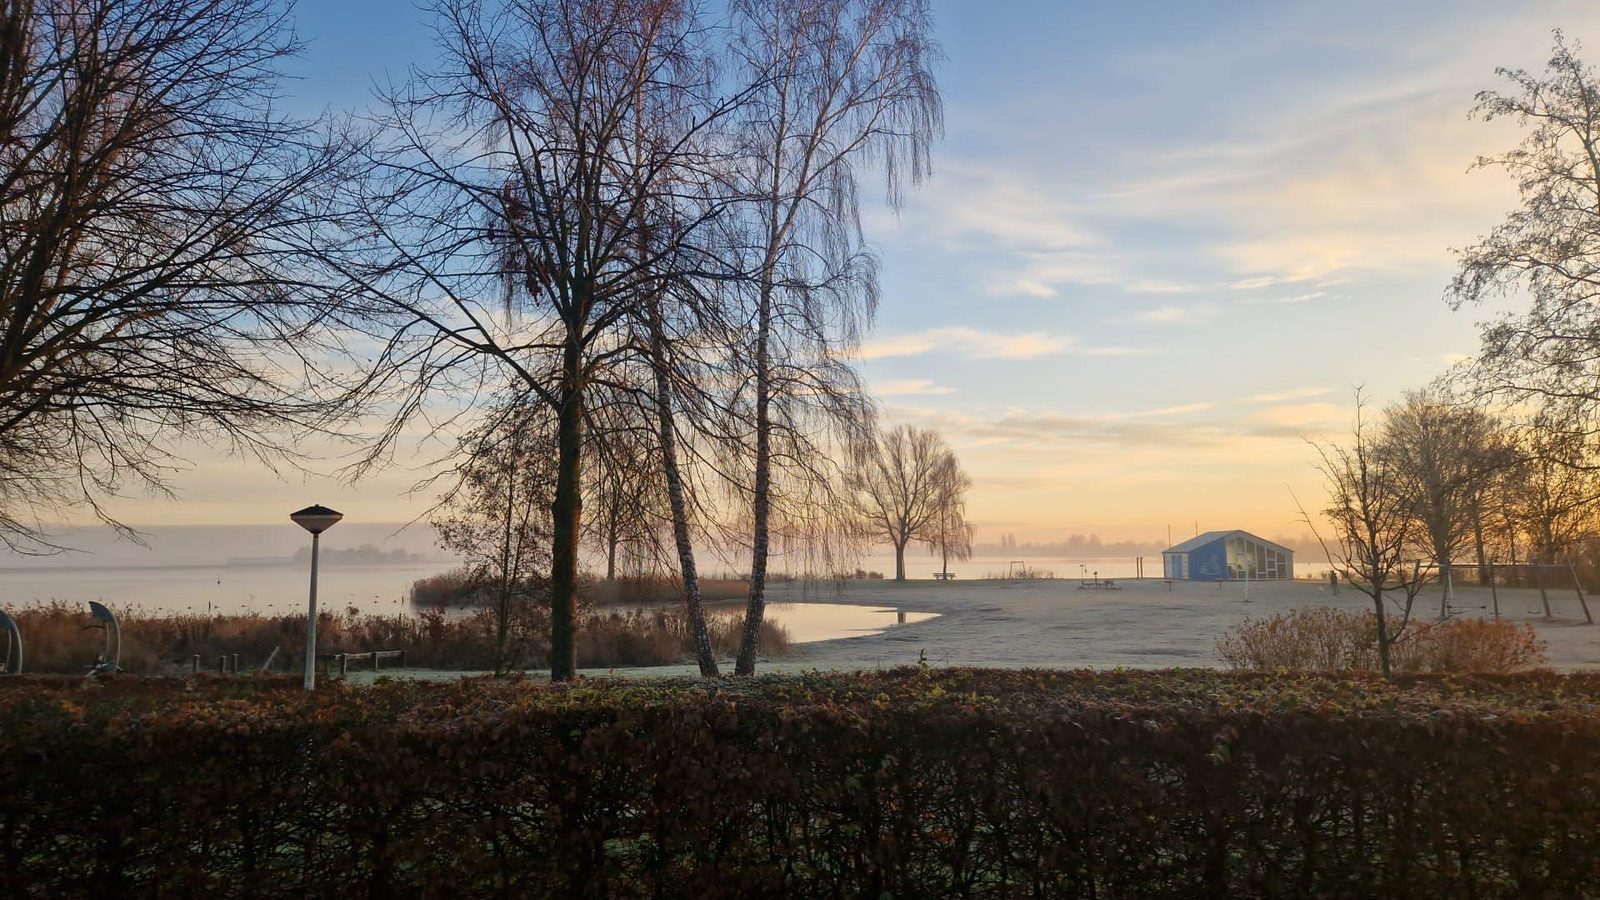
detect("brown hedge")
[1,669,1598,898]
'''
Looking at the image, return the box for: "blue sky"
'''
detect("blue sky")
[100,1,1600,542]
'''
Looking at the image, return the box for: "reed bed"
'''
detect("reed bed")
[2,599,790,674]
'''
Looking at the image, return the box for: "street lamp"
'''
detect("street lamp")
[291,504,343,690]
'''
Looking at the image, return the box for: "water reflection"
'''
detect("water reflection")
[761,603,938,644]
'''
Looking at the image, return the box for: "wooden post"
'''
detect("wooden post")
[373,650,381,673]
[219,655,227,674]
[230,653,239,674]
[337,653,348,676]
[1488,564,1499,621]
[398,649,407,669]
[1567,564,1593,624]
[191,654,200,674]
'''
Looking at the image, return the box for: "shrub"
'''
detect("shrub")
[0,669,1597,897]
[1217,607,1548,673]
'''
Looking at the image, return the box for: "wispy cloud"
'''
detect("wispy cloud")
[1136,304,1214,324]
[1082,345,1156,357]
[1236,290,1330,306]
[859,327,1067,360]
[1240,387,1335,404]
[874,378,957,396]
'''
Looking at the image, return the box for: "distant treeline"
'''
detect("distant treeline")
[291,544,428,566]
[978,532,1328,561]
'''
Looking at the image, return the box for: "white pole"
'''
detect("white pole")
[303,531,320,690]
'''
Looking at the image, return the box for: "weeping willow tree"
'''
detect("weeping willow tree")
[727,0,942,675]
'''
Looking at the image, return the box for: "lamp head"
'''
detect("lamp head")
[290,504,344,535]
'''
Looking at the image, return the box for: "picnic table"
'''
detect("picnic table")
[932,572,957,580]
[1078,578,1120,590]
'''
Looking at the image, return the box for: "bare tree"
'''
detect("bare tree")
[1306,392,1429,677]
[584,402,669,582]
[1449,32,1600,422]
[727,0,941,674]
[929,466,973,579]
[851,424,968,580]
[634,285,738,676]
[1378,390,1508,617]
[0,0,356,552]
[1508,410,1600,566]
[431,399,554,673]
[350,0,728,680]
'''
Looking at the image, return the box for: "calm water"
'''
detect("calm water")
[745,603,937,644]
[0,564,436,617]
[0,556,1334,616]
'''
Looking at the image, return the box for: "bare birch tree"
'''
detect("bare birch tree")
[727,0,940,674]
[0,0,356,552]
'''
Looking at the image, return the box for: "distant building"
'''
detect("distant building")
[1162,530,1293,581]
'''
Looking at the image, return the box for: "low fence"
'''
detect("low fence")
[186,649,407,676]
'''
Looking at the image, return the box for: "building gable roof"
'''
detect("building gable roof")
[1164,529,1292,555]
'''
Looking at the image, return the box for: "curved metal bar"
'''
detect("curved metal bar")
[87,601,120,675]
[0,609,19,674]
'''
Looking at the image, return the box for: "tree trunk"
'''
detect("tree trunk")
[548,342,584,681]
[1438,550,1453,620]
[894,540,907,581]
[650,311,718,677]
[1372,589,1392,677]
[1473,506,1489,586]
[495,448,517,675]
[735,286,773,676]
[605,521,618,583]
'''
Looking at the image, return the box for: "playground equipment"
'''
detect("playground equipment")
[0,609,19,674]
[86,600,121,676]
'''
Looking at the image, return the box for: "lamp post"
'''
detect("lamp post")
[291,504,343,690]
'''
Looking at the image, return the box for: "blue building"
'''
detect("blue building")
[1162,530,1293,581]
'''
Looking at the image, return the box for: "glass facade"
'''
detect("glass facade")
[1225,535,1290,580]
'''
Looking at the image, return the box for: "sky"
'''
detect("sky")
[51,0,1600,547]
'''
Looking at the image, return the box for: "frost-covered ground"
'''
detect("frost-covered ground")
[762,576,1600,672]
[345,575,1600,683]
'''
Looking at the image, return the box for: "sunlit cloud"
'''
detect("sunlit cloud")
[1136,304,1214,324]
[1082,346,1157,357]
[1248,402,1343,430]
[859,327,1067,360]
[874,378,957,396]
[1240,387,1335,404]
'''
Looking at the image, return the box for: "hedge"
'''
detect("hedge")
[1,669,1598,897]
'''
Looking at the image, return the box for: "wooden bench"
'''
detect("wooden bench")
[932,572,956,580]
